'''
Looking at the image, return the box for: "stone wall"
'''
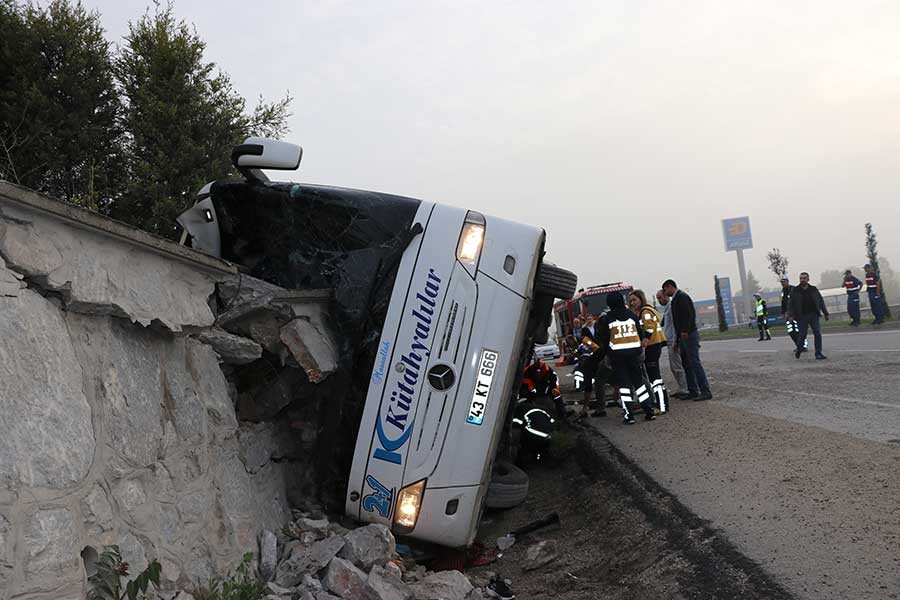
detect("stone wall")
[0,182,336,598]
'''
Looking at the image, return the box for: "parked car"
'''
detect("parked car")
[178,137,577,548]
[533,341,561,360]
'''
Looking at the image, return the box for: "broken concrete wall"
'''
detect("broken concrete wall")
[0,182,340,598]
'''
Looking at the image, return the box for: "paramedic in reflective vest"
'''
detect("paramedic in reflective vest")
[754,293,772,341]
[629,289,669,414]
[864,263,885,325]
[842,270,863,326]
[781,278,807,351]
[598,291,655,424]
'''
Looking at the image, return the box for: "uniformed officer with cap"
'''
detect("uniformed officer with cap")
[863,263,885,325]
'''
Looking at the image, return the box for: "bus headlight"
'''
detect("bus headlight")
[393,480,426,532]
[457,212,485,276]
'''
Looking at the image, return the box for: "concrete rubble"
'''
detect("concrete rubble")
[247,513,486,600]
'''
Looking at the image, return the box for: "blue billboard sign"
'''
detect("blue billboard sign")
[718,276,735,325]
[722,217,753,251]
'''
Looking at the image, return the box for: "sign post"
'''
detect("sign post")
[722,217,753,321]
[718,276,735,326]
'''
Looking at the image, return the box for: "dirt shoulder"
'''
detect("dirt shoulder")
[468,426,793,600]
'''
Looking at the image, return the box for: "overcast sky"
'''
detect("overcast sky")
[88,0,900,298]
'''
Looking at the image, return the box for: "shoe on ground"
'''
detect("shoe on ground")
[765,336,772,340]
[623,416,636,425]
[801,347,808,353]
[815,354,827,360]
[644,413,656,421]
[683,392,699,400]
[486,576,516,600]
[695,391,713,401]
[794,348,802,359]
[757,337,764,342]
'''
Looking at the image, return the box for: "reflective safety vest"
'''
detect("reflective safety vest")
[639,306,666,346]
[755,299,765,316]
[608,318,641,350]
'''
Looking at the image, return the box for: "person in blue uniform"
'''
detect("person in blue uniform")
[843,270,863,326]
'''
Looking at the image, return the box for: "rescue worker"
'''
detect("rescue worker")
[781,277,807,352]
[579,315,607,416]
[864,263,885,325]
[519,358,565,421]
[597,291,655,424]
[628,289,669,414]
[842,269,863,326]
[754,293,772,341]
[511,398,554,463]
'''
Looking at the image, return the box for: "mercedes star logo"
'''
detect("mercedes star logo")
[427,364,456,391]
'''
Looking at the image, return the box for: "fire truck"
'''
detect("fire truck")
[552,282,634,362]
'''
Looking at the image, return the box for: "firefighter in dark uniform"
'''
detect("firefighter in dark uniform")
[781,278,807,352]
[842,270,863,326]
[754,293,772,341]
[597,292,654,424]
[864,263,885,325]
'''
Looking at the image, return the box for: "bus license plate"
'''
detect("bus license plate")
[467,349,499,425]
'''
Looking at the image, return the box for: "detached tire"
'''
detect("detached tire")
[485,460,529,509]
[535,264,577,299]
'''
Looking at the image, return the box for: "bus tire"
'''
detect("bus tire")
[485,460,529,509]
[535,264,577,299]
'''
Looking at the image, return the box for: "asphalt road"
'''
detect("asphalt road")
[576,328,900,600]
[701,328,900,444]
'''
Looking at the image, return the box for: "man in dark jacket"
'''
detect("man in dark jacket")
[781,277,807,352]
[661,279,712,401]
[597,292,655,424]
[788,272,829,360]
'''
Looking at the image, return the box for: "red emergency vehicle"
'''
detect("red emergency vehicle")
[552,282,634,362]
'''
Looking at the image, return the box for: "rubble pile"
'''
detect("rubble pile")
[252,510,486,600]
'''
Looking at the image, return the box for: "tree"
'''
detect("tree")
[865,223,891,318]
[0,0,122,207]
[766,248,789,282]
[714,276,728,332]
[112,3,292,238]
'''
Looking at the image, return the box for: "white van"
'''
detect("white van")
[179,138,576,548]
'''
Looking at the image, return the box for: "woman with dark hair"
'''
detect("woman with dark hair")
[629,289,669,414]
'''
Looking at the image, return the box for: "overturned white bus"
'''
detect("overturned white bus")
[178,138,576,547]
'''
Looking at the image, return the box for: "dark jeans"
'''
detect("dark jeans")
[796,314,823,356]
[847,293,861,324]
[678,330,710,395]
[869,289,884,322]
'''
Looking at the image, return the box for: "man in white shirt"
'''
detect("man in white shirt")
[656,289,688,398]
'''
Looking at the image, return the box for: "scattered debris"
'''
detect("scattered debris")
[495,512,560,550]
[522,540,558,571]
